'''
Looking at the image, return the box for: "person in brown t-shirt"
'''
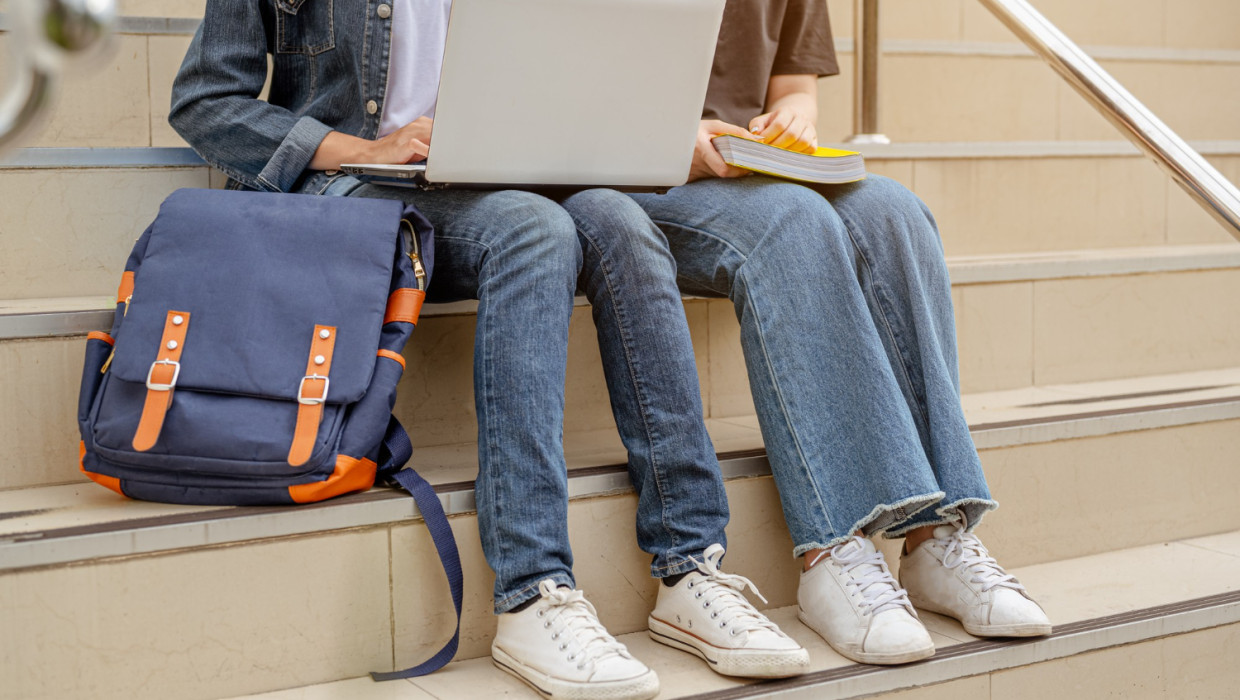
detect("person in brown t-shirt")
[629,0,1052,668]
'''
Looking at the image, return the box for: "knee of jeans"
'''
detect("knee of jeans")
[488,191,583,278]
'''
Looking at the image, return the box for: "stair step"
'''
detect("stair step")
[5,242,1238,340]
[5,366,1238,572]
[224,531,1240,699]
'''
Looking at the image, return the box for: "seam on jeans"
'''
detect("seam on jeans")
[733,262,836,538]
[883,497,999,538]
[475,250,508,599]
[650,213,839,539]
[836,217,933,432]
[577,221,680,556]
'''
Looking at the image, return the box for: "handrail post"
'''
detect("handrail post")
[846,0,890,145]
[977,0,1240,240]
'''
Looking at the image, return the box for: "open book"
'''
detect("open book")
[712,135,866,184]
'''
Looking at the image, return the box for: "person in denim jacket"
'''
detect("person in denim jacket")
[627,0,1053,666]
[169,1,808,697]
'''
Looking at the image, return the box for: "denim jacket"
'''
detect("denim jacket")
[170,0,395,194]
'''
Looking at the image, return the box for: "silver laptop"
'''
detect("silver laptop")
[343,0,726,191]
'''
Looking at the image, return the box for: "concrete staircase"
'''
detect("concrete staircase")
[2,0,1239,698]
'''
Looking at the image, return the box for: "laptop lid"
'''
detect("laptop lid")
[424,0,725,189]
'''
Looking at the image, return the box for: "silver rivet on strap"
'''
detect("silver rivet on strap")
[319,329,331,339]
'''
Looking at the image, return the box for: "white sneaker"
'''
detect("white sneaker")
[648,544,809,678]
[900,522,1052,637]
[797,536,935,665]
[492,579,659,700]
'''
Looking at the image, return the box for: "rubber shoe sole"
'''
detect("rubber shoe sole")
[492,645,660,700]
[648,616,810,678]
[796,611,936,666]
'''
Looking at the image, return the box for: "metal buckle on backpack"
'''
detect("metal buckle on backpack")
[298,374,330,405]
[145,359,181,391]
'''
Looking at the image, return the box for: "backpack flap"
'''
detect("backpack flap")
[101,189,407,469]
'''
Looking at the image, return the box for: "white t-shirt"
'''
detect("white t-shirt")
[378,0,453,138]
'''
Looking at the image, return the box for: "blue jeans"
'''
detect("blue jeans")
[326,179,728,611]
[631,175,996,556]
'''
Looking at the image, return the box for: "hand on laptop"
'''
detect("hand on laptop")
[748,107,818,154]
[689,120,757,182]
[310,117,432,170]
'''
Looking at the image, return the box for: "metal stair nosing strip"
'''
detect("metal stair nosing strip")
[680,590,1240,700]
[1,393,1238,572]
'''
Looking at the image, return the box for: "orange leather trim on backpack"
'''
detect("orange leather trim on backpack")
[377,348,406,370]
[288,454,377,503]
[79,441,125,496]
[116,271,135,304]
[87,331,115,345]
[288,325,337,467]
[383,288,426,325]
[133,311,191,452]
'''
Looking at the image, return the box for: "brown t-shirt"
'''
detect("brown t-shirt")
[702,0,839,127]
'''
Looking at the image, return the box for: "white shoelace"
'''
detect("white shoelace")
[686,544,783,639]
[937,524,1026,594]
[536,580,631,670]
[812,536,916,617]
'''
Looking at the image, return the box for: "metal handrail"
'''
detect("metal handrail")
[846,0,1240,240]
[0,0,116,157]
[979,0,1240,240]
[845,0,889,145]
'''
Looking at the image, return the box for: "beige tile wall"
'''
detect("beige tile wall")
[913,156,1168,256]
[1166,155,1240,245]
[989,624,1240,699]
[0,168,210,299]
[953,282,1034,393]
[0,529,394,700]
[978,418,1240,568]
[148,36,195,148]
[1032,268,1240,385]
[0,337,89,490]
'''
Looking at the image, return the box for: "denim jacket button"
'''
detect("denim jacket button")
[366,100,379,115]
[377,3,391,19]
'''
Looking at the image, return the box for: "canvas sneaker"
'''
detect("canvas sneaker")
[492,579,659,700]
[900,521,1052,637]
[797,536,935,665]
[648,544,809,678]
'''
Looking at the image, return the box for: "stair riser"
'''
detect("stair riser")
[8,15,1240,150]
[4,417,1237,699]
[0,477,798,700]
[4,156,1236,298]
[7,272,1240,491]
[878,622,1240,700]
[97,0,1240,50]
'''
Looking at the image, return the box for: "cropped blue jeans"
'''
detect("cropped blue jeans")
[324,178,728,611]
[631,175,996,557]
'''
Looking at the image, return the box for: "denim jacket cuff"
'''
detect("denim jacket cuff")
[256,116,335,192]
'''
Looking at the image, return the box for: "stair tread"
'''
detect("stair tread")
[227,530,1240,699]
[3,367,1238,570]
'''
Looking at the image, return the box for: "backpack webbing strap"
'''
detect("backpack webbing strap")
[370,419,464,681]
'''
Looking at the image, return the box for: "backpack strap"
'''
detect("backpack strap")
[133,310,191,451]
[370,417,464,681]
[288,325,337,467]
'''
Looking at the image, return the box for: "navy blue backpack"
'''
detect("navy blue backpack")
[77,188,461,679]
